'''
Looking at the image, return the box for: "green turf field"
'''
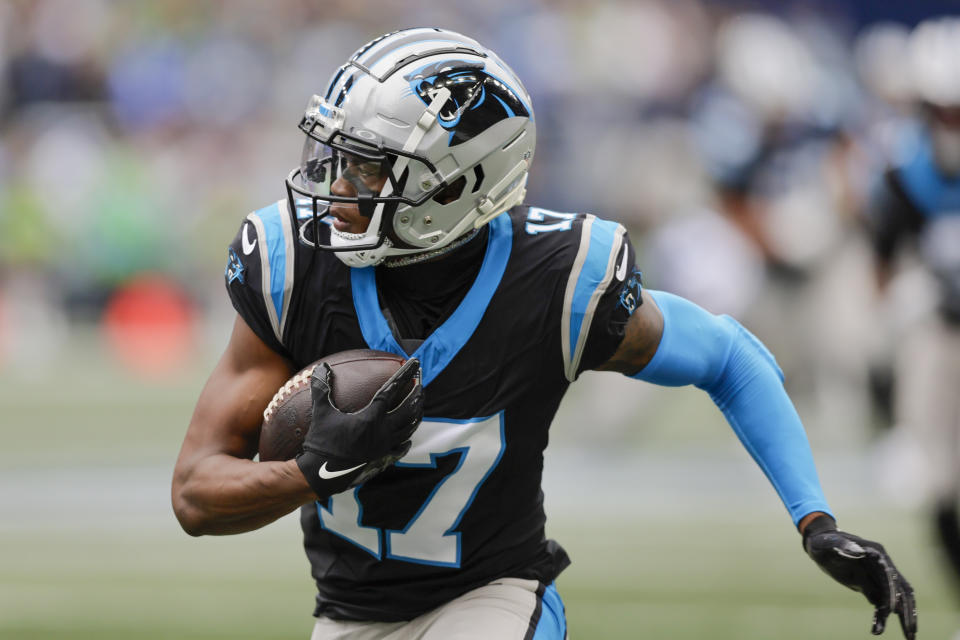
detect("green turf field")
[1,336,954,638]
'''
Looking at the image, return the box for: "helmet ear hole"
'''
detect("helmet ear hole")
[471,165,485,193]
[433,175,467,205]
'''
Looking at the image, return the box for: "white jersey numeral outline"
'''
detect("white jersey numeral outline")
[315,413,506,567]
[524,207,576,234]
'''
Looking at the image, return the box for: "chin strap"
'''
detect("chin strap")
[381,227,480,268]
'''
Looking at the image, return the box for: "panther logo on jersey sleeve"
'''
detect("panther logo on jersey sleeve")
[618,268,643,314]
[225,247,246,285]
[224,201,300,353]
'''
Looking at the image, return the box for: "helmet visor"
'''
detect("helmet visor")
[294,124,446,202]
[299,137,393,201]
[286,131,444,252]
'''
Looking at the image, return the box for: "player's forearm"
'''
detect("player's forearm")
[633,290,833,525]
[172,455,315,536]
[705,352,833,525]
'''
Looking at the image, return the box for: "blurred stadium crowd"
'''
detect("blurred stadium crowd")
[0,0,955,436]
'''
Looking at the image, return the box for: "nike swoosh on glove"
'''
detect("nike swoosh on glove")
[296,357,424,498]
[803,515,917,639]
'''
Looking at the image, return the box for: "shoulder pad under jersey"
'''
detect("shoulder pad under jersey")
[225,200,298,351]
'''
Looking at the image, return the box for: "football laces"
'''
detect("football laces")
[263,368,311,422]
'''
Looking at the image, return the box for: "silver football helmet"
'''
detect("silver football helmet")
[285,28,536,267]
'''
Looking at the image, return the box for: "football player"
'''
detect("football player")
[172,28,916,639]
[865,16,960,611]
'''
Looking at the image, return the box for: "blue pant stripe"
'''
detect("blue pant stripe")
[530,583,566,640]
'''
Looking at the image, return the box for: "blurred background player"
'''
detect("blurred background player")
[646,12,878,437]
[863,15,960,611]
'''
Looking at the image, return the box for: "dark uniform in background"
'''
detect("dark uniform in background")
[867,127,960,595]
[870,130,960,323]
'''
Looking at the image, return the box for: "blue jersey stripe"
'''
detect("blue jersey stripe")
[531,583,567,640]
[351,269,405,356]
[262,204,288,326]
[250,201,291,340]
[568,218,620,361]
[351,214,513,387]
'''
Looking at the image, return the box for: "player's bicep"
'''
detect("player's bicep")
[593,289,664,375]
[178,315,294,465]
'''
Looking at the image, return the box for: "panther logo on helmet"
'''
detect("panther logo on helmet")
[404,60,531,146]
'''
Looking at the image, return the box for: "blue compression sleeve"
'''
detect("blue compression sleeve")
[633,290,833,525]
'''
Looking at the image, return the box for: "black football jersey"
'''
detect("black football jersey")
[225,201,641,621]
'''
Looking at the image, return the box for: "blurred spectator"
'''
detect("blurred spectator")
[0,0,954,415]
[860,15,960,608]
[644,10,877,440]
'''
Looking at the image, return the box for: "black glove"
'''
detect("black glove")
[803,514,917,639]
[296,357,423,497]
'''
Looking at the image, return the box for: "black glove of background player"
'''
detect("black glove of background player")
[296,358,423,497]
[803,514,917,639]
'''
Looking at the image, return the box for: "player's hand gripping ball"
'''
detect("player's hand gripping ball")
[259,349,423,495]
